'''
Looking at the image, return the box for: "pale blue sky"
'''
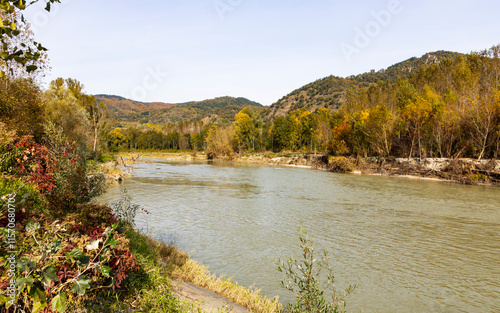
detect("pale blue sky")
[24,0,500,106]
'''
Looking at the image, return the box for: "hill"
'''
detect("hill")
[96,95,263,124]
[95,94,177,116]
[145,96,263,124]
[267,51,461,117]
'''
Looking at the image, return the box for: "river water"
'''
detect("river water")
[98,160,500,312]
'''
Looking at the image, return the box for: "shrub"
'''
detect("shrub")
[0,217,139,312]
[277,228,356,313]
[112,190,140,230]
[328,156,354,173]
[0,135,106,217]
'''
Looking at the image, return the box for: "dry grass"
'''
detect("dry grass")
[98,161,124,177]
[173,258,282,313]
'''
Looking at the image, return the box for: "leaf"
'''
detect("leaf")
[16,276,34,291]
[30,284,46,303]
[65,248,85,261]
[77,255,90,267]
[72,276,91,296]
[105,237,118,248]
[42,266,59,286]
[26,65,37,72]
[25,222,40,235]
[86,239,101,251]
[99,265,112,278]
[32,301,47,313]
[51,293,67,312]
[51,239,62,253]
[17,258,36,272]
[45,2,51,11]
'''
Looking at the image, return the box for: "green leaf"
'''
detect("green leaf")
[25,222,40,235]
[0,294,13,308]
[30,284,46,303]
[77,255,90,267]
[99,265,112,278]
[51,239,62,253]
[16,276,34,291]
[51,293,67,312]
[26,65,37,72]
[45,2,51,11]
[65,248,85,261]
[32,301,47,313]
[71,276,91,296]
[105,237,118,248]
[18,258,36,272]
[42,266,59,286]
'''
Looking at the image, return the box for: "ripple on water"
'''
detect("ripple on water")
[99,161,500,313]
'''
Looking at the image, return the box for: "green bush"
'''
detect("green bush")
[277,228,356,313]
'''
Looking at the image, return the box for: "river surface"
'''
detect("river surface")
[98,160,500,313]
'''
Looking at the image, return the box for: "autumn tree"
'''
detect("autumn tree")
[206,125,235,158]
[0,77,45,140]
[0,0,60,76]
[463,88,500,159]
[234,107,262,152]
[43,79,91,150]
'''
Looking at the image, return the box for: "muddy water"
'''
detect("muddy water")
[98,161,500,312]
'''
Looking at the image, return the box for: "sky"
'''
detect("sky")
[23,0,500,106]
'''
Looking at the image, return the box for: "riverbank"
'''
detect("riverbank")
[124,228,281,313]
[118,151,500,186]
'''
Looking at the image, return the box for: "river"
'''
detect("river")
[98,160,500,313]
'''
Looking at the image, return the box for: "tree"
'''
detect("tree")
[269,116,292,152]
[83,95,108,153]
[234,107,262,152]
[0,77,45,140]
[365,104,395,156]
[463,88,500,160]
[43,80,91,150]
[0,0,60,76]
[0,11,50,81]
[206,125,235,158]
[315,108,334,152]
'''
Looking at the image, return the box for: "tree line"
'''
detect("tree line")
[3,46,498,161]
[106,46,500,160]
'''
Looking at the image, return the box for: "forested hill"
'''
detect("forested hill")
[95,94,177,116]
[96,95,263,124]
[267,51,461,117]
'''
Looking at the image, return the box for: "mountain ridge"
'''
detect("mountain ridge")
[95,95,263,124]
[266,50,462,117]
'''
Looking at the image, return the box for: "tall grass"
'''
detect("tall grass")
[173,258,282,313]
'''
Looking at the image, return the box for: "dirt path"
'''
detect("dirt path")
[173,280,251,313]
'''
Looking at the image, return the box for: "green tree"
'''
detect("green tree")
[269,116,292,152]
[234,107,262,152]
[0,0,61,76]
[43,80,91,150]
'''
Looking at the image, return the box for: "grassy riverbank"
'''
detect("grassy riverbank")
[0,175,281,313]
[117,228,282,313]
